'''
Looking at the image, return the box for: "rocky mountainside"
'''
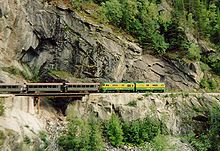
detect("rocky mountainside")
[0,0,205,90]
[0,93,219,151]
[0,0,219,151]
[68,93,220,134]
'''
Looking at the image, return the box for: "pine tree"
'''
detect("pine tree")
[107,114,123,147]
[88,115,104,151]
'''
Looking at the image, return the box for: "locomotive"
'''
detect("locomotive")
[0,82,165,93]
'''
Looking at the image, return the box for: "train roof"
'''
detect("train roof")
[66,83,100,85]
[135,82,165,84]
[101,82,134,84]
[26,83,63,85]
[0,83,22,85]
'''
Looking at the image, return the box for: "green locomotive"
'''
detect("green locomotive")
[100,82,165,92]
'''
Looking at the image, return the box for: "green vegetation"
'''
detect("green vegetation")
[48,70,73,79]
[23,136,31,145]
[67,0,220,91]
[122,118,166,145]
[186,103,220,151]
[38,131,49,149]
[127,100,137,107]
[101,0,170,54]
[0,130,5,146]
[2,67,21,76]
[1,65,40,82]
[58,115,104,151]
[200,77,219,91]
[150,134,174,151]
[21,64,34,81]
[143,92,152,97]
[49,70,88,82]
[58,113,168,149]
[106,113,123,147]
[188,43,201,61]
[0,99,4,116]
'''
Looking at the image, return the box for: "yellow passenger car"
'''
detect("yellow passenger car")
[135,82,165,92]
[100,82,135,92]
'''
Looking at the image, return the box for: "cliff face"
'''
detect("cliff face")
[0,0,203,90]
[68,93,220,135]
[66,93,220,151]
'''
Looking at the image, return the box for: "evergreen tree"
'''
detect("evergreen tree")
[88,115,104,151]
[107,114,123,147]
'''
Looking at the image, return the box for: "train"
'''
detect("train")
[0,82,165,93]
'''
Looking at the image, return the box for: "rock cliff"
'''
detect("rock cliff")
[0,0,203,90]
[68,93,220,135]
[67,93,220,150]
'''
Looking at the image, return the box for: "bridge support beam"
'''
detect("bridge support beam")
[34,96,41,114]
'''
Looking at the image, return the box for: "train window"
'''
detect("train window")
[127,85,131,87]
[152,84,158,86]
[106,84,109,86]
[112,84,118,86]
[146,84,149,86]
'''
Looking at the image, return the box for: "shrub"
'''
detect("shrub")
[0,130,5,146]
[151,134,174,151]
[127,100,137,107]
[2,67,21,76]
[58,115,104,151]
[200,78,218,91]
[0,99,4,116]
[106,114,123,147]
[101,0,169,54]
[58,118,90,151]
[188,133,211,151]
[101,0,123,26]
[188,43,201,61]
[187,103,220,151]
[88,115,104,151]
[122,118,165,145]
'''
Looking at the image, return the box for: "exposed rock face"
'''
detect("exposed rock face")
[0,95,66,151]
[67,93,220,135]
[0,95,43,150]
[0,0,203,90]
[66,93,220,151]
[0,95,41,133]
